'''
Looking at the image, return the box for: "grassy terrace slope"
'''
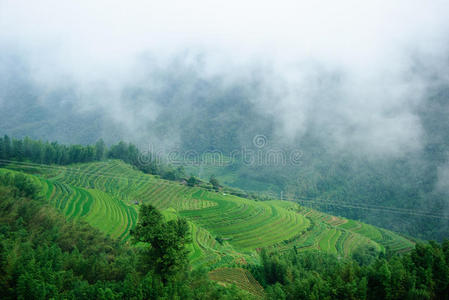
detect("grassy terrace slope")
[209,268,265,298]
[0,166,138,241]
[179,194,309,250]
[42,160,310,252]
[0,159,415,296]
[1,161,309,263]
[268,201,414,256]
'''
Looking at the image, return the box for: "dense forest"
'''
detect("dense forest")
[251,243,449,299]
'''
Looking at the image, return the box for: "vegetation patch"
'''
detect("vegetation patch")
[209,267,265,298]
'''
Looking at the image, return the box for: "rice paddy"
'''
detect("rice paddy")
[0,159,416,294]
[208,267,265,298]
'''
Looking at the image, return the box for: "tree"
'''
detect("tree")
[352,244,378,266]
[127,144,139,165]
[163,171,175,181]
[266,283,286,300]
[3,135,11,158]
[12,139,24,161]
[187,176,197,187]
[44,144,56,164]
[94,139,106,161]
[23,137,33,158]
[131,204,191,282]
[209,175,220,191]
[0,137,4,159]
[108,141,129,162]
[5,173,39,198]
[175,166,186,179]
[31,140,44,163]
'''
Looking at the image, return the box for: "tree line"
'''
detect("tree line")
[249,242,449,299]
[0,135,186,181]
[0,135,257,199]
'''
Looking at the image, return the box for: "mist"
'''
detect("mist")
[1,0,448,158]
[1,0,448,154]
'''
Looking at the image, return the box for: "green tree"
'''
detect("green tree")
[43,144,56,164]
[0,136,4,159]
[94,139,106,161]
[131,204,191,282]
[187,176,197,187]
[12,139,24,161]
[3,135,11,158]
[266,283,286,300]
[352,244,378,266]
[175,166,186,179]
[13,173,39,198]
[108,141,129,161]
[209,175,220,191]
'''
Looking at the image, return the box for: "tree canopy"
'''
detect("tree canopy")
[131,204,191,282]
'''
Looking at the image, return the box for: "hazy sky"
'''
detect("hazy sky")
[1,0,449,154]
[2,1,448,74]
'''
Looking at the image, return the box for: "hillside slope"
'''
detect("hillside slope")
[0,159,415,294]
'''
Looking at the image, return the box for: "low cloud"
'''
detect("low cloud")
[0,0,448,156]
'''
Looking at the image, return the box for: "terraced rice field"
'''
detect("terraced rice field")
[180,195,310,250]
[336,218,414,252]
[208,267,265,298]
[0,159,416,293]
[36,161,310,251]
[18,160,309,252]
[0,167,138,240]
[43,160,217,211]
[264,203,414,257]
[1,161,309,261]
[297,206,415,255]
